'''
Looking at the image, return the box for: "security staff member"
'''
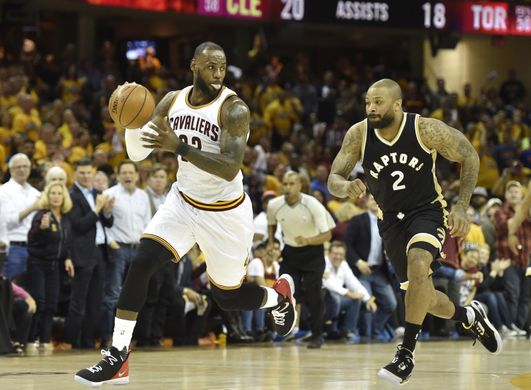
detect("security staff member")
[267,171,335,349]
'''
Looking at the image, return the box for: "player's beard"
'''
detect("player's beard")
[195,76,218,99]
[367,110,395,129]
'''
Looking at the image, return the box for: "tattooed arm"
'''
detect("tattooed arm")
[328,123,366,199]
[141,95,249,181]
[419,117,480,236]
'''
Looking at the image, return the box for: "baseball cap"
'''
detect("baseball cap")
[506,180,522,191]
[484,198,502,210]
[472,186,488,197]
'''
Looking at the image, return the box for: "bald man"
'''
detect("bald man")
[328,79,501,385]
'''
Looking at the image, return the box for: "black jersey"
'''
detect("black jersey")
[361,113,445,214]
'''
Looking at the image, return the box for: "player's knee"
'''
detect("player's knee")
[407,248,431,285]
[129,238,173,277]
[211,285,240,311]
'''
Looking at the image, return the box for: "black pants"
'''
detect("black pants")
[12,299,32,345]
[66,246,106,348]
[280,245,326,338]
[167,295,212,346]
[28,259,60,343]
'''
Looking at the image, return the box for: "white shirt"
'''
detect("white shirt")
[145,187,167,215]
[323,257,371,302]
[253,211,283,245]
[247,257,280,279]
[367,212,384,266]
[0,202,8,253]
[267,193,336,247]
[104,184,151,244]
[0,179,40,242]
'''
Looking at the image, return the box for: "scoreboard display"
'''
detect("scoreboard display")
[197,0,531,36]
[82,0,530,36]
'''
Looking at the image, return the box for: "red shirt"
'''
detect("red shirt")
[493,203,531,269]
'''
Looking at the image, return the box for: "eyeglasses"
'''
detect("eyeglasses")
[11,165,30,169]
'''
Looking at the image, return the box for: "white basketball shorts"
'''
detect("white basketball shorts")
[143,189,254,289]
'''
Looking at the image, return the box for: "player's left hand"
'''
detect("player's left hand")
[448,205,470,237]
[141,116,181,153]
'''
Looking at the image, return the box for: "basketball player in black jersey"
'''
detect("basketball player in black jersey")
[328,79,502,385]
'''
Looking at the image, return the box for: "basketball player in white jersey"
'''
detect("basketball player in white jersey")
[75,42,296,387]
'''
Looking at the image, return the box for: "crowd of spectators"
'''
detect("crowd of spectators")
[0,35,529,354]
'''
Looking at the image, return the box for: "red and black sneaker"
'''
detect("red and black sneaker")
[74,346,130,387]
[271,274,297,336]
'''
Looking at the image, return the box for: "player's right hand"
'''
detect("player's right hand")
[343,178,366,199]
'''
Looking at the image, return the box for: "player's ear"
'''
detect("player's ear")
[395,99,402,112]
[190,58,196,73]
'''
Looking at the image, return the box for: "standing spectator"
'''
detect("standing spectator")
[135,164,170,347]
[310,165,332,200]
[493,180,530,333]
[0,153,40,278]
[66,159,114,348]
[267,171,336,348]
[27,183,75,350]
[44,166,67,186]
[344,194,398,341]
[323,241,376,342]
[144,164,168,215]
[101,160,151,346]
[499,69,526,106]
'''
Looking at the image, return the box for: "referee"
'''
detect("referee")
[267,171,336,349]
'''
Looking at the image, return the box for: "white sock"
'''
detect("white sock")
[112,318,136,351]
[465,307,475,325]
[261,287,280,308]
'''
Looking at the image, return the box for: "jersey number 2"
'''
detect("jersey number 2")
[391,171,406,191]
[179,135,202,162]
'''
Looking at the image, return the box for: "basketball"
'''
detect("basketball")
[108,82,155,128]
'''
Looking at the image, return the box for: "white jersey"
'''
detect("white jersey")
[168,85,244,204]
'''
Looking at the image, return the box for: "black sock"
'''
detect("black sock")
[451,305,471,325]
[402,322,422,353]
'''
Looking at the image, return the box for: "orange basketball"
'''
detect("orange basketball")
[108,82,155,128]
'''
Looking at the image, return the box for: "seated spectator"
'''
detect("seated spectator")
[167,252,212,346]
[323,241,376,342]
[474,244,517,337]
[241,240,281,340]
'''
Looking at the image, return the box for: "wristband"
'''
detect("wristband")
[176,142,190,156]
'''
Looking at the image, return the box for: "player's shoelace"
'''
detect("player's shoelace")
[272,307,287,326]
[87,349,119,373]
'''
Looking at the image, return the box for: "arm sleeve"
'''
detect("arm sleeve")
[125,122,155,162]
[11,281,30,300]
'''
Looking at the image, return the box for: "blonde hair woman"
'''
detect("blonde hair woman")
[27,182,74,351]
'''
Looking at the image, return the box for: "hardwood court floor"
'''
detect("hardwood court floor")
[1,339,530,390]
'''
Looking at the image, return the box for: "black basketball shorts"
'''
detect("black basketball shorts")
[378,204,448,285]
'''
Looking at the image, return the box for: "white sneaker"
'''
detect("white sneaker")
[511,324,527,337]
[500,325,517,338]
